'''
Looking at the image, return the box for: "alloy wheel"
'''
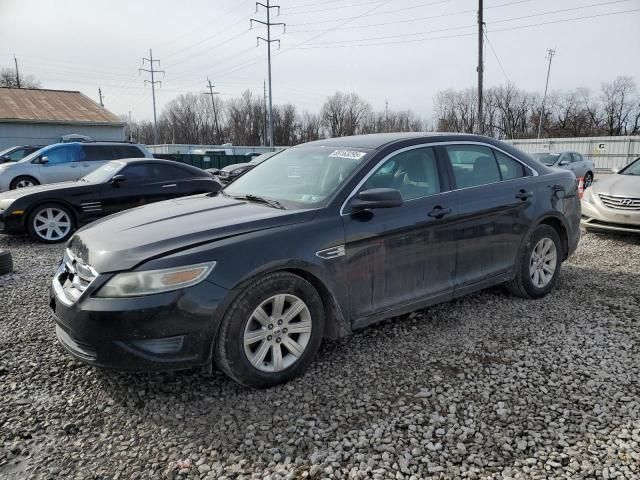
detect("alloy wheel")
[529,237,557,288]
[243,293,312,373]
[33,208,72,242]
[16,179,35,188]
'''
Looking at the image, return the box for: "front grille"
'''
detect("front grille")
[57,249,98,304]
[598,194,640,211]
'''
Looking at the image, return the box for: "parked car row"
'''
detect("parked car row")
[0,141,152,191]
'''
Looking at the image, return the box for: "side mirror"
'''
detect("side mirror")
[558,159,570,166]
[39,156,49,165]
[611,166,620,174]
[350,188,403,211]
[111,174,126,186]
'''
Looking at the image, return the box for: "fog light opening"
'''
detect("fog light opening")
[133,336,185,355]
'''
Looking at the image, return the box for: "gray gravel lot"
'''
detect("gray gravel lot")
[0,231,639,480]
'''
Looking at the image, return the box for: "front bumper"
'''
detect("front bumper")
[581,196,640,235]
[50,263,230,371]
[0,212,26,235]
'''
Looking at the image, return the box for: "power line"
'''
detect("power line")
[251,0,286,147]
[484,28,510,83]
[295,0,635,47]
[290,7,640,49]
[139,49,165,144]
[287,0,530,31]
[281,0,388,16]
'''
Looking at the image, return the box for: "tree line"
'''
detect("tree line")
[127,75,639,145]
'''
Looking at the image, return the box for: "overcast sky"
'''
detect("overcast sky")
[1,0,639,122]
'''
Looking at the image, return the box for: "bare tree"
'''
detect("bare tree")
[600,76,637,136]
[0,67,41,88]
[321,92,371,137]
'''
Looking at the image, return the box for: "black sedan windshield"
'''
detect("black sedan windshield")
[225,146,371,208]
[532,153,560,166]
[81,161,125,183]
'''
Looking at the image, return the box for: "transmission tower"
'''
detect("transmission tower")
[251,1,285,147]
[140,49,165,144]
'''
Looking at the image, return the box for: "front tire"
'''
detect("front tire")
[506,224,562,299]
[215,272,324,388]
[10,176,39,190]
[26,203,76,243]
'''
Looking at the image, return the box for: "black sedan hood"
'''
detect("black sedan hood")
[0,181,82,200]
[69,194,314,273]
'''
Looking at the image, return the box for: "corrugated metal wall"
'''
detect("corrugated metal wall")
[147,144,278,155]
[0,122,126,149]
[505,136,640,171]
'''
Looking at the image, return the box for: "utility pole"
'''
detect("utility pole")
[251,1,286,147]
[98,88,104,107]
[139,49,165,145]
[537,48,556,140]
[128,111,133,142]
[477,0,484,135]
[204,78,221,144]
[385,99,389,132]
[13,54,20,88]
[263,80,268,146]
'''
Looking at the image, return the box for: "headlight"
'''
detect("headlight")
[0,198,15,211]
[96,262,215,297]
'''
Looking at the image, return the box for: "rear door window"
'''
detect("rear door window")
[445,145,501,188]
[113,145,144,159]
[82,145,116,161]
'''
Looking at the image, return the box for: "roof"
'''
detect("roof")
[0,87,124,125]
[302,132,487,149]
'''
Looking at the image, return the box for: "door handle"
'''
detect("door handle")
[162,184,177,188]
[516,190,534,200]
[428,206,452,219]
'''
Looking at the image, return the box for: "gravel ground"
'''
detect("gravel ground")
[0,231,639,480]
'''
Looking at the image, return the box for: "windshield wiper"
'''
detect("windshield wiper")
[232,194,286,209]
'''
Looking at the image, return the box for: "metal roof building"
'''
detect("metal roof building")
[0,87,125,149]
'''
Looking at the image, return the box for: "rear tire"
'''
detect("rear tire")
[584,171,594,188]
[506,224,562,299]
[10,176,39,190]
[26,203,76,244]
[215,272,324,388]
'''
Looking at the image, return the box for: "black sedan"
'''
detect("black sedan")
[0,159,220,243]
[50,133,580,387]
[211,151,279,183]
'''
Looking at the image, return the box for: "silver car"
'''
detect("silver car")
[581,158,640,234]
[532,152,595,187]
[0,142,152,192]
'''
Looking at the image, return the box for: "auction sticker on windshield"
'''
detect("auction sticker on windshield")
[329,150,367,160]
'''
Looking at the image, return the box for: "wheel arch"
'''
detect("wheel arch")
[216,261,350,342]
[24,198,79,227]
[537,215,569,260]
[10,174,40,189]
